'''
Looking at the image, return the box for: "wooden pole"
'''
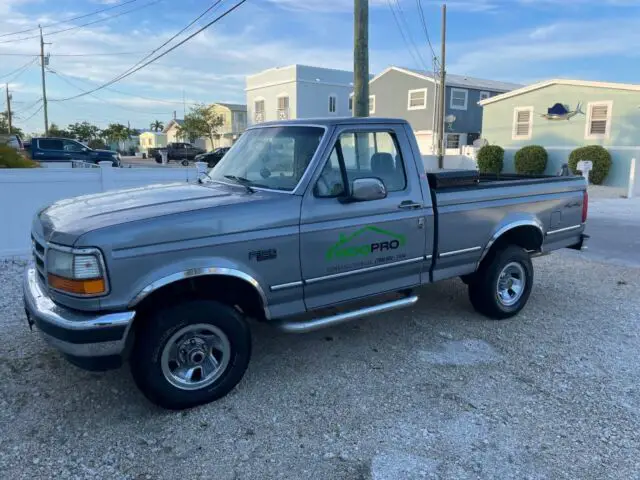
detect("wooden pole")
[40,27,49,135]
[354,0,369,118]
[436,4,446,168]
[5,83,11,134]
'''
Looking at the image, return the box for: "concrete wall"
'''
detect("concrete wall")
[0,164,200,258]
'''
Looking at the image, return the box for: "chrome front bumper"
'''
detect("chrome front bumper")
[23,267,135,368]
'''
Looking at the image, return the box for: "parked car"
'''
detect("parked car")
[150,142,205,164]
[194,147,230,168]
[23,117,588,410]
[0,133,24,150]
[28,137,121,167]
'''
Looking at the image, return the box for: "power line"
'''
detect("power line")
[52,0,248,102]
[386,0,424,70]
[0,51,149,57]
[46,67,173,115]
[14,98,43,115]
[117,0,225,83]
[0,1,163,45]
[20,104,44,122]
[0,57,37,81]
[0,0,139,38]
[416,0,438,65]
[393,0,429,70]
[0,58,38,83]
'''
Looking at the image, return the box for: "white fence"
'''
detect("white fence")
[0,163,200,258]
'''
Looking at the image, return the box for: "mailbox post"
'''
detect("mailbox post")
[576,160,593,182]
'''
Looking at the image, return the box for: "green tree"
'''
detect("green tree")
[101,123,133,151]
[48,123,72,138]
[150,120,164,132]
[67,121,101,142]
[177,104,223,146]
[0,112,25,138]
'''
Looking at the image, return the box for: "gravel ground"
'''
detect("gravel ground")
[1,253,639,480]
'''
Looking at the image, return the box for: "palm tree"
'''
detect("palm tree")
[150,120,164,132]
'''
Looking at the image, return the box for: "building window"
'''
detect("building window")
[369,95,375,114]
[407,88,428,110]
[450,88,468,110]
[585,101,612,139]
[512,106,534,140]
[254,99,265,123]
[446,134,460,149]
[329,94,337,114]
[479,91,491,101]
[277,95,290,120]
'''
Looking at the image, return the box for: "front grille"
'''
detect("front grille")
[31,235,46,285]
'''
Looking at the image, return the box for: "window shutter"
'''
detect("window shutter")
[515,110,531,137]
[589,104,608,135]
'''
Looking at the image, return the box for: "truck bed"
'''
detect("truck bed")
[426,169,582,192]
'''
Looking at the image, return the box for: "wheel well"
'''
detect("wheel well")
[133,275,267,322]
[486,225,544,258]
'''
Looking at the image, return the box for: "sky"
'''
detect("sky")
[1,0,639,134]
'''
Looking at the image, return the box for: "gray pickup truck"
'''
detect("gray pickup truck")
[24,117,588,409]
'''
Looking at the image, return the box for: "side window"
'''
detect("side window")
[315,131,406,198]
[38,139,64,150]
[62,139,85,152]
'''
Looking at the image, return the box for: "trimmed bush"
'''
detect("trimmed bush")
[477,145,504,174]
[514,145,548,175]
[0,145,38,168]
[568,145,612,185]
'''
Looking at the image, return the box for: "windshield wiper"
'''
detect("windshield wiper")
[224,174,255,193]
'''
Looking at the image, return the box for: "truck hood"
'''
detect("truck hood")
[34,182,258,245]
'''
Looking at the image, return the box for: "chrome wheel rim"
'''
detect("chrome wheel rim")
[160,323,231,391]
[496,262,526,307]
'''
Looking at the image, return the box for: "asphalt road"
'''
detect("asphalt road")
[580,197,640,268]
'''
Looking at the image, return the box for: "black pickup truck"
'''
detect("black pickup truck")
[149,142,205,163]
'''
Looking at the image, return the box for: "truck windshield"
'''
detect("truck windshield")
[209,126,325,191]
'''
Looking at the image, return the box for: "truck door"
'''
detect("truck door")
[300,124,429,310]
[33,138,66,163]
[61,139,90,163]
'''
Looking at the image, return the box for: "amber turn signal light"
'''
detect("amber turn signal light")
[48,274,106,295]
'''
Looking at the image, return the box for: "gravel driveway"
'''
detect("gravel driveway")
[1,253,639,480]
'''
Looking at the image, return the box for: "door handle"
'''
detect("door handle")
[398,201,423,210]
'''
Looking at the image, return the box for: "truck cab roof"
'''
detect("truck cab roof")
[250,117,411,129]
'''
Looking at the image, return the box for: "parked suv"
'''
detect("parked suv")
[194,147,230,168]
[28,138,121,166]
[150,142,205,164]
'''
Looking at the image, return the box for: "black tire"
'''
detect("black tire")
[468,245,533,320]
[154,155,162,164]
[130,300,251,410]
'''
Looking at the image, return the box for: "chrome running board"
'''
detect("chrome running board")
[274,295,419,333]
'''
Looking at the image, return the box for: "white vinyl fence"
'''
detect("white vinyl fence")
[0,163,201,258]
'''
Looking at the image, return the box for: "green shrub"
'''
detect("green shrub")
[477,145,504,174]
[568,145,612,185]
[0,145,39,168]
[514,145,548,175]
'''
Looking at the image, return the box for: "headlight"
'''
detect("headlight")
[46,246,108,296]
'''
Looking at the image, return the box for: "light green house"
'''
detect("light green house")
[479,79,640,187]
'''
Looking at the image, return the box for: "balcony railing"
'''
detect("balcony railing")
[277,108,289,120]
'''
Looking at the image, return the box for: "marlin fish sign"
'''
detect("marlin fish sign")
[541,103,584,121]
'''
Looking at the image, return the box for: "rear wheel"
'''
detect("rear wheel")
[130,300,251,410]
[468,245,533,319]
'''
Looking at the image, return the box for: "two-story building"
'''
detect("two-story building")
[368,66,521,153]
[246,64,355,125]
[209,103,247,149]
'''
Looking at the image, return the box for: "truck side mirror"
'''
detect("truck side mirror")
[349,177,387,202]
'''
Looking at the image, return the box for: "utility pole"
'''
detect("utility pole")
[39,26,49,136]
[436,4,446,168]
[4,84,11,134]
[353,0,369,117]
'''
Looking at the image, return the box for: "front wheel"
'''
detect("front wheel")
[468,245,533,319]
[130,300,251,410]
